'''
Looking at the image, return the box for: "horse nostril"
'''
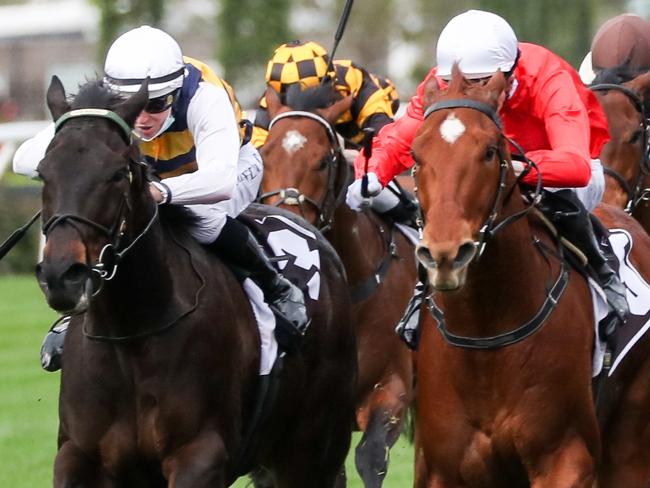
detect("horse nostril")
[454,241,477,268]
[416,245,437,269]
[61,263,90,286]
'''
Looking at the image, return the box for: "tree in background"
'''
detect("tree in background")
[93,0,165,62]
[218,0,292,87]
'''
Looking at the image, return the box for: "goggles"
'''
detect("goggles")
[144,89,179,114]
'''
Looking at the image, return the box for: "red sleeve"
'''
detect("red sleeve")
[520,70,592,187]
[354,69,437,186]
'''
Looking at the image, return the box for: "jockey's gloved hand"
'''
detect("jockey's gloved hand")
[346,172,382,212]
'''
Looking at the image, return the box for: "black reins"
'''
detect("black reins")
[422,99,543,258]
[591,83,650,213]
[419,98,568,349]
[46,109,160,294]
[256,110,349,232]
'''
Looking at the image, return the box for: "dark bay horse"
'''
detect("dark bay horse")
[36,76,357,487]
[258,86,416,488]
[410,66,650,486]
[592,68,650,232]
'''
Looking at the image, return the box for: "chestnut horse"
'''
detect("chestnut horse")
[410,66,650,486]
[257,86,416,488]
[37,77,357,487]
[591,68,650,232]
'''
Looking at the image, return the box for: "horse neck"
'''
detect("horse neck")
[85,202,195,336]
[327,204,387,282]
[438,194,553,335]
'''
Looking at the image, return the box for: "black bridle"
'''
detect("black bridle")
[421,99,543,259]
[256,110,349,232]
[591,83,650,213]
[419,98,568,349]
[44,109,159,295]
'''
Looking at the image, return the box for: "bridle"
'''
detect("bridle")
[419,98,569,350]
[43,109,159,295]
[591,83,650,213]
[421,99,542,259]
[256,110,349,232]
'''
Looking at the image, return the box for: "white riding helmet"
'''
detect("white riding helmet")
[104,25,186,99]
[436,10,519,80]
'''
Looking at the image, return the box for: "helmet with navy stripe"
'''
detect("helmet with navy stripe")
[104,25,186,99]
[265,40,333,93]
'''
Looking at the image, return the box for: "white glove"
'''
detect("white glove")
[346,172,383,212]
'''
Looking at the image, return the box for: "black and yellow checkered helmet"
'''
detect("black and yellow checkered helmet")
[265,40,333,93]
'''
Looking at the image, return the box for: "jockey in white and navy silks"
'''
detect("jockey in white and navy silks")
[14,26,308,371]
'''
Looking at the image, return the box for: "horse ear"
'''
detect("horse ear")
[114,78,150,128]
[485,71,507,106]
[626,71,650,106]
[320,95,353,125]
[265,86,285,119]
[46,76,70,122]
[448,63,469,94]
[422,77,440,112]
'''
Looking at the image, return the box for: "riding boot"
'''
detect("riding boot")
[211,217,309,353]
[395,265,429,350]
[540,190,628,338]
[40,315,70,372]
[373,181,420,229]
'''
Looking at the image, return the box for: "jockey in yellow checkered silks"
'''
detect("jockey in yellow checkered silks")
[253,40,399,148]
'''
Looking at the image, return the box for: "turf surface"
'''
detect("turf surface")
[0,275,414,486]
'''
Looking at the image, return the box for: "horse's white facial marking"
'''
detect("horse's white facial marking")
[282,130,307,154]
[440,113,465,144]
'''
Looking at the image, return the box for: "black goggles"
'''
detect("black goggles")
[144,89,179,114]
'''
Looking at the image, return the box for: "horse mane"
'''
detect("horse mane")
[68,81,201,237]
[71,79,124,110]
[283,81,342,111]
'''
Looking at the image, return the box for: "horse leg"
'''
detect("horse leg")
[354,375,408,488]
[54,440,100,487]
[528,436,595,488]
[249,467,275,488]
[598,361,650,487]
[163,431,228,488]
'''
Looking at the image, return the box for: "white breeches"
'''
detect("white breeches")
[185,143,263,244]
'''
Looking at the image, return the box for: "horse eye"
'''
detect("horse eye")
[485,146,497,161]
[109,169,128,183]
[630,130,643,145]
[317,157,329,171]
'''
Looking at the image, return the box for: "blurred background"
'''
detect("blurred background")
[1,0,645,272]
[0,1,648,485]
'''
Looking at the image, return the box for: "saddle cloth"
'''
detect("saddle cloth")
[591,228,650,377]
[237,204,323,374]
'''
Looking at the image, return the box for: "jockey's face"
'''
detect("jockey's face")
[134,107,171,140]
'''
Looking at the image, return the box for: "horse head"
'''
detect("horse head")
[35,76,149,313]
[259,84,352,228]
[412,64,516,290]
[593,69,650,210]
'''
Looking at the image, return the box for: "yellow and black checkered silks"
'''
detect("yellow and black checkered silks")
[265,40,333,93]
[253,55,400,148]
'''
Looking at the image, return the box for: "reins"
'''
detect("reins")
[257,110,349,232]
[591,83,650,213]
[419,97,569,349]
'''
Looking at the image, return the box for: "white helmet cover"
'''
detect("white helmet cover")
[436,10,519,80]
[104,25,186,99]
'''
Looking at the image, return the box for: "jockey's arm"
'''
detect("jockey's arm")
[518,70,592,188]
[251,97,271,148]
[161,83,240,206]
[353,88,427,187]
[12,124,55,179]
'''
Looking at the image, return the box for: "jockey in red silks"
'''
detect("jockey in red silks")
[345,9,628,350]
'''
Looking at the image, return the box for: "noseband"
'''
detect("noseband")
[43,109,158,292]
[257,110,349,231]
[591,83,650,212]
[422,99,542,258]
